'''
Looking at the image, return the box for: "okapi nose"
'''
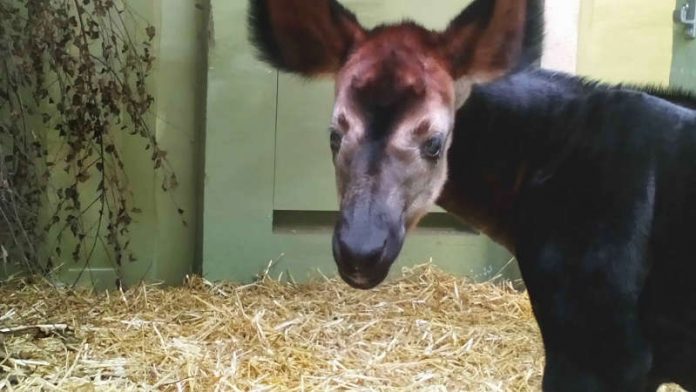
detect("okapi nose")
[333,223,389,271]
[332,202,406,289]
[335,233,387,272]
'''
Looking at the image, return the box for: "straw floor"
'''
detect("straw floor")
[0,264,685,391]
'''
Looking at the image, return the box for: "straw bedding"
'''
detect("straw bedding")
[0,264,685,391]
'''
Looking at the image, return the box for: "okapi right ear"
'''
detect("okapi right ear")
[248,0,366,77]
[440,0,535,82]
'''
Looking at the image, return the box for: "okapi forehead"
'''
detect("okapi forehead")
[335,24,455,134]
[349,51,426,111]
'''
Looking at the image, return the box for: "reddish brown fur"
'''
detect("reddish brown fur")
[334,25,456,137]
[442,0,527,78]
[336,113,349,132]
[264,0,366,75]
[414,121,431,137]
[341,28,435,107]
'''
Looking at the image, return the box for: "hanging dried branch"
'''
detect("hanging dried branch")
[0,0,178,280]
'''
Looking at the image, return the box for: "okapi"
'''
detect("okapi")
[247,0,696,390]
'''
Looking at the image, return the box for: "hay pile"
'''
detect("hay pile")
[0,264,684,391]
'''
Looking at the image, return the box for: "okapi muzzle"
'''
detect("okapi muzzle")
[332,194,405,289]
[331,142,409,289]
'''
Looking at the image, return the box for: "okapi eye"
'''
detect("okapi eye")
[422,136,443,160]
[329,129,343,152]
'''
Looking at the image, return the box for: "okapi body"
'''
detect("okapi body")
[449,70,696,391]
[247,0,696,390]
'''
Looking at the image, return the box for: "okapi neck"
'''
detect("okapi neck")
[436,73,565,253]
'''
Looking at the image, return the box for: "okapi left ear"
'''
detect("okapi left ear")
[248,0,367,77]
[440,0,536,82]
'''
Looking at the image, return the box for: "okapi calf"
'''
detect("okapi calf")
[247,0,696,390]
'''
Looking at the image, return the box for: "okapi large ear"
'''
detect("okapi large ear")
[440,0,533,81]
[248,0,367,77]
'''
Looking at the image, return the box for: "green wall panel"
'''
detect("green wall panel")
[275,77,336,211]
[203,0,280,282]
[59,1,207,288]
[577,0,673,85]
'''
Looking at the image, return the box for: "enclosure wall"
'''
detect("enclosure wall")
[577,0,674,85]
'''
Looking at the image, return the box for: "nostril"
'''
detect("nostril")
[333,213,400,274]
[347,262,359,273]
[340,240,385,269]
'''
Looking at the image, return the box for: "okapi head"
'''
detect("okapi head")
[248,0,541,289]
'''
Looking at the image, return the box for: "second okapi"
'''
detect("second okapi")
[247,0,696,390]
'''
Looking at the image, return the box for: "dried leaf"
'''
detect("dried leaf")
[145,26,156,40]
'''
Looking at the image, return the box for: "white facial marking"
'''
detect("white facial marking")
[454,78,474,109]
[387,98,455,229]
